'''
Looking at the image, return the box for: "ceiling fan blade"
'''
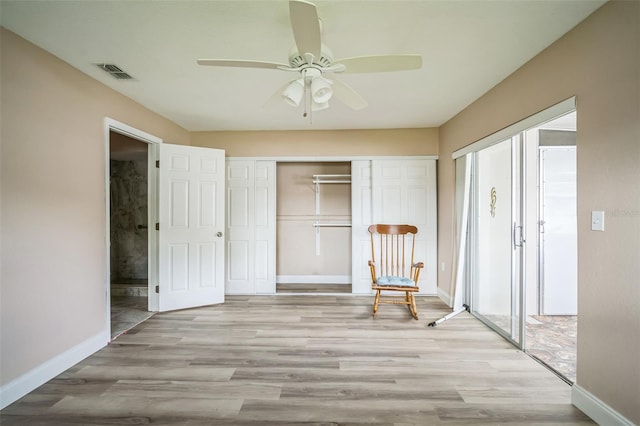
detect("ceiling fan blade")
[289,0,321,60]
[197,59,289,70]
[333,54,422,73]
[331,78,368,110]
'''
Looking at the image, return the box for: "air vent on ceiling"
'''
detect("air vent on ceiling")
[95,63,134,80]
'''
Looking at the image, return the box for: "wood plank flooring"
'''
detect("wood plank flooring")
[1,296,594,425]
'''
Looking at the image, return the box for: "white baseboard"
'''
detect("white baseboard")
[572,384,635,426]
[437,287,452,307]
[276,275,351,284]
[0,331,107,410]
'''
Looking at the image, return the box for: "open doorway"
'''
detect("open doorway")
[275,162,352,294]
[109,130,153,338]
[524,112,577,383]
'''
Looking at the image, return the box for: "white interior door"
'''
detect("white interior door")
[540,147,577,315]
[158,144,225,312]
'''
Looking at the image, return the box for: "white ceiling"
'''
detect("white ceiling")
[1,0,605,132]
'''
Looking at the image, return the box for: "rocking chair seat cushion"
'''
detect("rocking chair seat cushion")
[376,276,415,286]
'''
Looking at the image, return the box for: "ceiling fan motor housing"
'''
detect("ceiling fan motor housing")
[288,45,333,69]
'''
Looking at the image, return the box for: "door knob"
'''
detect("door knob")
[216,232,223,238]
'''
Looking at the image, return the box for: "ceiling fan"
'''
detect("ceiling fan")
[197,0,422,114]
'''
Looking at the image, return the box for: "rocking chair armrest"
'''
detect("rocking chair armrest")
[411,262,424,284]
[368,260,378,284]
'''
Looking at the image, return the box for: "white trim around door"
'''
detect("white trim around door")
[104,118,162,340]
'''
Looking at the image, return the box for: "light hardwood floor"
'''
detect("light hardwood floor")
[1,296,594,425]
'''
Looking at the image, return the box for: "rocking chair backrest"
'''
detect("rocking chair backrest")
[368,224,418,280]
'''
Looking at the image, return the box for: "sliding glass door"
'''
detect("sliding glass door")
[470,136,524,345]
[454,99,577,380]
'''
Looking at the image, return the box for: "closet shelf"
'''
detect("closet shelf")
[312,173,352,255]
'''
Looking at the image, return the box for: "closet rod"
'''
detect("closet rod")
[313,223,352,227]
[312,174,351,184]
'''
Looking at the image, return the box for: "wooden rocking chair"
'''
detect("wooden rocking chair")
[368,224,423,320]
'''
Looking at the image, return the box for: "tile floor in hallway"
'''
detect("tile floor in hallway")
[526,315,577,383]
[110,295,154,339]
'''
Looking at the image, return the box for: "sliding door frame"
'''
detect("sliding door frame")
[456,97,576,351]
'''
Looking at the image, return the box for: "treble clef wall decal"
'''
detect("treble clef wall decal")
[490,187,497,218]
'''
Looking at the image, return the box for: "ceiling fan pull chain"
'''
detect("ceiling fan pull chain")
[302,68,309,118]
[307,74,314,124]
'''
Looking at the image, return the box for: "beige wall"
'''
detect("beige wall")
[0,29,190,386]
[191,128,438,157]
[277,162,351,278]
[437,1,639,423]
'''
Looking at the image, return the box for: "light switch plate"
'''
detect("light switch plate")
[591,211,605,231]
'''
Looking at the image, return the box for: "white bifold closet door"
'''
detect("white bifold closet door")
[225,160,276,295]
[352,159,437,295]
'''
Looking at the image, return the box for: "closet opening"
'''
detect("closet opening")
[275,162,352,294]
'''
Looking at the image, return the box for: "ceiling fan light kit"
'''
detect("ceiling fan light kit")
[283,78,305,107]
[307,69,333,103]
[197,0,422,118]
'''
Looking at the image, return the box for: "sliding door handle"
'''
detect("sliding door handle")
[513,223,525,247]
